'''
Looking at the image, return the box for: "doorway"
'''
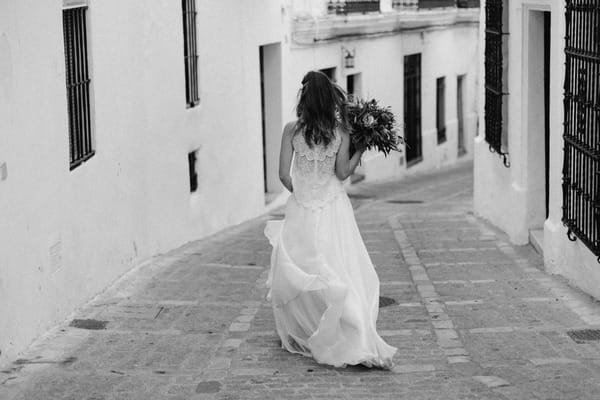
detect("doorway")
[526,10,551,251]
[259,43,283,200]
[457,74,466,156]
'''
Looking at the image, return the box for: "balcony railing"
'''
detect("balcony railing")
[419,0,458,8]
[457,0,480,7]
[392,0,418,8]
[327,0,380,15]
[392,0,480,9]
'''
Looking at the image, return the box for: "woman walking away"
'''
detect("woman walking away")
[265,70,397,369]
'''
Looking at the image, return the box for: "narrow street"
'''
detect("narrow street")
[3,160,600,400]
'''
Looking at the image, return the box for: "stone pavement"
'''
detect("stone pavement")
[3,160,600,399]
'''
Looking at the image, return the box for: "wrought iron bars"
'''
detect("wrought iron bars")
[562,0,600,261]
[63,7,94,170]
[182,0,199,107]
[419,0,457,8]
[484,0,509,167]
[327,0,380,14]
[457,0,480,8]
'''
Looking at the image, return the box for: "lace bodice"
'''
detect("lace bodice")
[292,131,344,209]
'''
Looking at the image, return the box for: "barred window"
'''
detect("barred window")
[562,0,600,259]
[182,0,199,107]
[63,5,94,170]
[436,77,446,144]
[484,0,509,167]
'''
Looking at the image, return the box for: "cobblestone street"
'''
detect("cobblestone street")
[3,160,600,400]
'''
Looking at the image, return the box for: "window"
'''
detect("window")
[182,0,199,107]
[188,151,198,192]
[404,54,422,165]
[562,1,600,260]
[63,5,94,170]
[484,0,509,167]
[436,77,446,144]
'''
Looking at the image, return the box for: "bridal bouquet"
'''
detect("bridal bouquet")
[346,97,403,157]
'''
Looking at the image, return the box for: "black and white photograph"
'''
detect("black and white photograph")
[1,0,599,399]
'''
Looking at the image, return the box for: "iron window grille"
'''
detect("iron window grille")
[419,0,457,8]
[182,0,199,107]
[484,0,509,167]
[436,77,446,144]
[392,0,418,9]
[457,0,480,7]
[562,0,600,261]
[63,6,94,170]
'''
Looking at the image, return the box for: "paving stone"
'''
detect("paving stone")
[447,356,471,364]
[473,375,511,388]
[391,364,436,374]
[529,357,580,366]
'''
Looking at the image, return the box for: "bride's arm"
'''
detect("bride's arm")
[278,122,295,193]
[335,130,365,180]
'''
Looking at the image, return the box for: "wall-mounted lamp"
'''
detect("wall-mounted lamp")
[342,46,356,69]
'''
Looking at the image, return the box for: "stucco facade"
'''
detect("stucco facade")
[0,0,284,366]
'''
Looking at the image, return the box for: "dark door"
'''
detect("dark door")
[457,74,466,156]
[259,46,267,192]
[404,54,422,165]
[544,12,550,218]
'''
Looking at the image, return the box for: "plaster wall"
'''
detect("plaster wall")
[0,0,283,366]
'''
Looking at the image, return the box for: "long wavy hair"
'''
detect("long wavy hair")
[295,70,349,147]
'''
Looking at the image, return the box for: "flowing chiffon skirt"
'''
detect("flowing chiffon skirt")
[265,192,397,368]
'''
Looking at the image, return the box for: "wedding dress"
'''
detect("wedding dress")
[264,128,397,368]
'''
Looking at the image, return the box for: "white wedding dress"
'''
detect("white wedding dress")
[265,128,397,368]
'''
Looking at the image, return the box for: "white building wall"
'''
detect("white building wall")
[474,0,600,299]
[0,0,283,367]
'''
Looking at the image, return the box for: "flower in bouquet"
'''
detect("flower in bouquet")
[346,97,404,157]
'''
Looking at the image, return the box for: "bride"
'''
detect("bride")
[264,70,397,369]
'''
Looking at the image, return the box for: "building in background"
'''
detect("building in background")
[0,0,480,366]
[263,0,480,193]
[474,0,600,298]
